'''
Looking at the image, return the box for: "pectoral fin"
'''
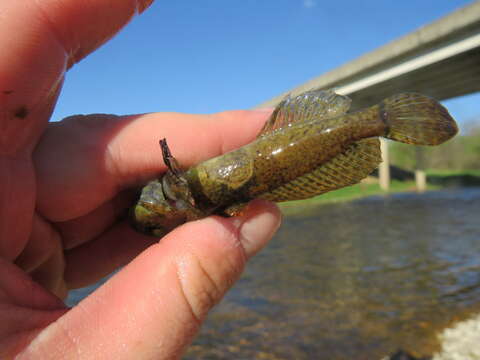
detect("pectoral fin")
[259,138,381,202]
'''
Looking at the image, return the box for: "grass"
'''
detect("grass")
[277,169,479,215]
[278,178,441,215]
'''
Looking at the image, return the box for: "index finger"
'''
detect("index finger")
[34,109,272,221]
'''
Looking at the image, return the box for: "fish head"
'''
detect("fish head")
[130,175,200,237]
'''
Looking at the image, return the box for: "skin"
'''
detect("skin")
[0,1,282,359]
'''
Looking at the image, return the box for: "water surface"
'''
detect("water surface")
[67,189,480,359]
[186,189,480,359]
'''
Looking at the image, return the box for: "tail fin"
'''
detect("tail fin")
[382,93,458,145]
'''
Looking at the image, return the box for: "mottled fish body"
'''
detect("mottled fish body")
[131,90,458,237]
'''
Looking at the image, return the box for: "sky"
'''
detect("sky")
[52,0,479,131]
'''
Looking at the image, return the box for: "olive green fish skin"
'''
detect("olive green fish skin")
[185,106,383,209]
[131,90,458,236]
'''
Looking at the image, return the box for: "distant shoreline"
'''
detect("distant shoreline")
[279,170,480,216]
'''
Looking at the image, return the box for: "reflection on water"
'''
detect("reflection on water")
[185,189,480,359]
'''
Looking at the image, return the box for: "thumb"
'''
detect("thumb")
[19,200,281,360]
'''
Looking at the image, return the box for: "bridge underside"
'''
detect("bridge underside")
[346,45,480,111]
[258,1,480,111]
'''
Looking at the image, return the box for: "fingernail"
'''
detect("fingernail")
[238,200,282,258]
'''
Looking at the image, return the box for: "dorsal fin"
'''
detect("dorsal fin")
[258,138,381,202]
[258,89,352,137]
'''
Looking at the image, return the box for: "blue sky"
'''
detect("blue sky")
[52,0,479,130]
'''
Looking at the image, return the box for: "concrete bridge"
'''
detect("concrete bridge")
[257,1,480,191]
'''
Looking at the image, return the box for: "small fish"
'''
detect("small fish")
[131,90,458,237]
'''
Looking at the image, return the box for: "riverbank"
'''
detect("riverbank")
[381,311,480,360]
[279,170,480,216]
[278,179,439,215]
[433,312,480,360]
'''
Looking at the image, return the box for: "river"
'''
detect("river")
[66,188,480,359]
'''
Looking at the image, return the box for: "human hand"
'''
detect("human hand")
[0,1,281,359]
